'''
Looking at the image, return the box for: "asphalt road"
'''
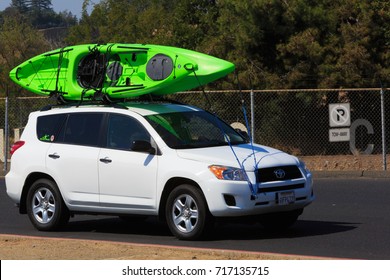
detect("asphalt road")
[1,176,390,259]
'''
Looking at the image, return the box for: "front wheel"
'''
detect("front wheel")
[26,179,70,231]
[166,184,213,240]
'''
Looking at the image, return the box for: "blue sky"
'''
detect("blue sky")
[0,0,101,18]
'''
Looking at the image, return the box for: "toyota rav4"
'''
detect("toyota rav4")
[6,101,314,240]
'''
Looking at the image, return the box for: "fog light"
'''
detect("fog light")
[223,194,236,206]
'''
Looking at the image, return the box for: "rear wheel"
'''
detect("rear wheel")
[26,179,70,231]
[166,184,213,240]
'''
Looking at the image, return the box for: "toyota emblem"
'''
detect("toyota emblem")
[274,169,286,179]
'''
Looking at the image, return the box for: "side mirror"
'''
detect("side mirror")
[131,140,156,154]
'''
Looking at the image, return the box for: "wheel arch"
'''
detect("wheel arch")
[20,172,57,214]
[158,177,208,222]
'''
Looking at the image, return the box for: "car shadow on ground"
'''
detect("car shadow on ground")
[64,216,172,237]
[212,219,359,240]
[62,216,358,241]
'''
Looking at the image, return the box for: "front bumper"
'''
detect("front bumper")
[203,173,314,217]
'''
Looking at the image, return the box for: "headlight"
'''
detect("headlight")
[209,165,247,181]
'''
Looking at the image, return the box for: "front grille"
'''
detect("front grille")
[257,183,305,193]
[256,165,303,183]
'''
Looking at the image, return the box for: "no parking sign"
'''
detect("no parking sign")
[329,103,351,142]
[329,103,350,127]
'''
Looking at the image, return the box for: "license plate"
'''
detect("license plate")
[277,191,295,205]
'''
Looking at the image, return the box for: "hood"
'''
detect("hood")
[176,144,298,171]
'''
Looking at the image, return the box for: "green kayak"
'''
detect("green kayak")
[9,43,235,101]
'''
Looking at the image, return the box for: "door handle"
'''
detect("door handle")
[48,153,60,159]
[99,157,112,163]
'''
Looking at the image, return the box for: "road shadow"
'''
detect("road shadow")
[209,219,359,240]
[61,216,358,241]
[64,216,172,237]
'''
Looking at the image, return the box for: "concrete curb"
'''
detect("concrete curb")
[312,170,390,178]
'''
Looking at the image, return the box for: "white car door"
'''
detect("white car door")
[45,112,104,208]
[98,113,158,212]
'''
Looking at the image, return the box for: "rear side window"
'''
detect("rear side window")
[37,114,67,142]
[59,113,104,147]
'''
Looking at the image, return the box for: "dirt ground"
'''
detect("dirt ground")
[1,154,387,260]
[0,235,319,260]
[301,154,387,171]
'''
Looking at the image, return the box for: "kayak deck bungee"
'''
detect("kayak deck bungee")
[10,43,235,101]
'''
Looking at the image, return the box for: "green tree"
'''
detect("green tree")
[9,0,77,29]
[67,0,174,45]
[10,0,29,13]
[29,0,52,11]
[276,0,389,88]
[212,0,289,89]
[63,0,390,89]
[168,0,218,49]
[0,13,49,95]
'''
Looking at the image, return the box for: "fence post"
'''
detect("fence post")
[0,129,3,163]
[3,94,8,172]
[250,89,255,143]
[380,88,387,171]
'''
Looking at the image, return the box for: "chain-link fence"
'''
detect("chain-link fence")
[1,88,389,172]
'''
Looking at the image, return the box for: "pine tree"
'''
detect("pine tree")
[11,0,52,13]
[29,0,53,12]
[11,0,29,13]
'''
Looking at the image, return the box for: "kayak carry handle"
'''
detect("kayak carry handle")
[15,67,22,81]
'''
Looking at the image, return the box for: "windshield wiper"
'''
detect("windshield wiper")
[173,141,229,149]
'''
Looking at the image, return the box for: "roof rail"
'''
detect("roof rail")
[39,94,186,111]
[40,99,129,111]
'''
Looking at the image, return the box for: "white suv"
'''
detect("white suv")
[6,101,314,240]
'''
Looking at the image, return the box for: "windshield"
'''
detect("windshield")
[145,111,248,149]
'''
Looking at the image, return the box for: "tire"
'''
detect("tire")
[165,184,213,240]
[259,209,303,231]
[26,179,70,231]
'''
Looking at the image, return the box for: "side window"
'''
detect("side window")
[37,114,67,142]
[60,113,104,147]
[107,114,150,150]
